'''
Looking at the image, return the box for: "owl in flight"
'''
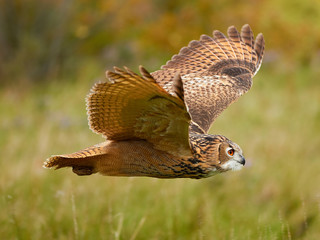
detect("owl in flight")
[44,24,265,179]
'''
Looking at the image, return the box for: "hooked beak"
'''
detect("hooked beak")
[239,156,246,166]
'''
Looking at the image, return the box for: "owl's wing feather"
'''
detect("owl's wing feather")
[86,66,192,156]
[152,24,265,133]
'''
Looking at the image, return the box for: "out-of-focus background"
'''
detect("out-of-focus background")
[1,0,320,239]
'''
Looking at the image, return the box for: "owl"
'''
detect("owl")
[44,24,265,179]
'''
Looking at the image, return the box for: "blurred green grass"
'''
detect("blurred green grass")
[1,0,320,239]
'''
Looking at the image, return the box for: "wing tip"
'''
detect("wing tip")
[139,65,157,83]
[160,24,265,75]
[241,24,252,33]
[255,33,265,53]
[172,71,185,102]
[213,30,226,40]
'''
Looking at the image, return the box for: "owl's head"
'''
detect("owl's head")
[190,134,246,174]
[218,140,245,171]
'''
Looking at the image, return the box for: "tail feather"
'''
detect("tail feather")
[43,143,108,175]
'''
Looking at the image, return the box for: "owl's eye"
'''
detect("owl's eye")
[227,148,234,156]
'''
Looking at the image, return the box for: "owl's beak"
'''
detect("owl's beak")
[239,156,246,166]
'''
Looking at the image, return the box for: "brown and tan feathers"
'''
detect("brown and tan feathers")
[152,24,265,132]
[44,142,108,170]
[86,66,192,156]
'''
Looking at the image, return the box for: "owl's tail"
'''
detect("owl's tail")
[43,142,108,176]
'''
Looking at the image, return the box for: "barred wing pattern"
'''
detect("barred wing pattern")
[86,66,192,156]
[152,24,265,133]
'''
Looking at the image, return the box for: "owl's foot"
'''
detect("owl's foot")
[72,166,95,176]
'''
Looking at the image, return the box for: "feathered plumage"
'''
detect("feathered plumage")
[44,24,264,179]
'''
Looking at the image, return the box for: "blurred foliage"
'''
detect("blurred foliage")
[1,0,320,85]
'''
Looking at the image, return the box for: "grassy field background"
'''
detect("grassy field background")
[1,0,320,239]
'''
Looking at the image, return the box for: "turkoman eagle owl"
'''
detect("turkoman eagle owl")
[44,24,265,179]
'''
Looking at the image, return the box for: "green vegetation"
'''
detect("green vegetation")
[1,0,320,239]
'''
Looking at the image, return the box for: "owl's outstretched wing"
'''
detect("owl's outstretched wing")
[152,24,265,133]
[86,66,192,156]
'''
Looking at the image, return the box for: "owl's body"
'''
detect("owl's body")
[44,24,265,179]
[46,134,242,179]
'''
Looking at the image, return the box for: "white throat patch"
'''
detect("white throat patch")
[221,160,244,171]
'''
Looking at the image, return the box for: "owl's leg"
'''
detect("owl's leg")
[72,166,95,176]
